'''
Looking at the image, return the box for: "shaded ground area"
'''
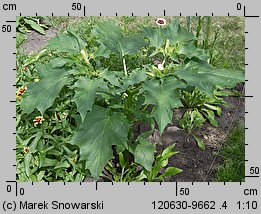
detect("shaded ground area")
[21,29,59,53]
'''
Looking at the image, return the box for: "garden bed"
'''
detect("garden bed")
[16,16,245,182]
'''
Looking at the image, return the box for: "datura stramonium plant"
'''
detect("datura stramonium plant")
[18,19,244,180]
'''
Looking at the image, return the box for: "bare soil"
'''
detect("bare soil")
[21,29,59,54]
[158,95,244,182]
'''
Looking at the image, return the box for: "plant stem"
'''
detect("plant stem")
[120,167,125,182]
[203,17,211,50]
[194,16,203,47]
[123,57,127,76]
[186,16,191,32]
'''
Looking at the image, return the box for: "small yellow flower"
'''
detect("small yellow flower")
[156,18,167,26]
[33,116,45,126]
[23,147,30,153]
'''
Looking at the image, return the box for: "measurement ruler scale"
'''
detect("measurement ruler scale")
[1,0,260,213]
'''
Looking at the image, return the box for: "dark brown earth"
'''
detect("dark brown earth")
[158,95,244,182]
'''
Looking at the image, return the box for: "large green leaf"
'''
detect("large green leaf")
[21,63,71,115]
[179,43,208,61]
[70,107,131,179]
[143,77,185,134]
[92,21,147,57]
[100,69,120,86]
[143,27,163,49]
[48,30,86,53]
[119,68,148,91]
[144,21,195,48]
[130,134,155,171]
[72,77,105,122]
[175,62,245,95]
[162,21,195,45]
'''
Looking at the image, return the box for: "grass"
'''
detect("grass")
[216,123,245,182]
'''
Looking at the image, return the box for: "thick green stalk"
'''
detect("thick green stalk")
[203,16,211,50]
[186,16,191,32]
[194,16,203,47]
[123,57,127,75]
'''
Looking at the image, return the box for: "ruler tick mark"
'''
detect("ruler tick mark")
[175,182,178,196]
